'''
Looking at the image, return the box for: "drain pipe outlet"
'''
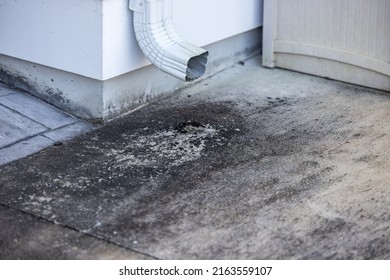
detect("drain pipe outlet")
[129,0,209,81]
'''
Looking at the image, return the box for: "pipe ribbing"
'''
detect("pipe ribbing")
[130,0,209,81]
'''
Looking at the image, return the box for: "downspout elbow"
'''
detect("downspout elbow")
[130,0,209,81]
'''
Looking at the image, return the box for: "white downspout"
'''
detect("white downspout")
[129,0,209,81]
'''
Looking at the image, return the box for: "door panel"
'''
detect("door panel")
[263,0,390,91]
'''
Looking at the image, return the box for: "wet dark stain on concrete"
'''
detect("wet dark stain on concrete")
[1,89,390,259]
[174,121,205,134]
[0,101,244,226]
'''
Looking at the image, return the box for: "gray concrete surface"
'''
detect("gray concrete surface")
[0,83,96,165]
[0,205,152,260]
[1,56,390,259]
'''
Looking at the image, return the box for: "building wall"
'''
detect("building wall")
[0,0,103,79]
[0,0,263,80]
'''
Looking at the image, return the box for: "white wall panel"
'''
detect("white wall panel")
[173,0,263,47]
[1,0,263,80]
[0,0,103,79]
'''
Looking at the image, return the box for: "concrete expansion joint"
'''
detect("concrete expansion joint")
[0,133,49,151]
[0,85,96,166]
[0,200,158,260]
[1,103,58,131]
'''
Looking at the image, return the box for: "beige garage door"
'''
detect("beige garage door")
[263,0,390,92]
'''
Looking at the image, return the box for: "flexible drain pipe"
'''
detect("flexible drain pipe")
[129,0,209,81]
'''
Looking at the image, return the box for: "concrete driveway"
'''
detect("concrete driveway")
[1,57,389,259]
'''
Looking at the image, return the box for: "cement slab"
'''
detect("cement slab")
[0,93,76,129]
[0,135,54,166]
[0,104,47,148]
[43,121,96,143]
[0,205,153,260]
[0,83,13,96]
[1,57,390,259]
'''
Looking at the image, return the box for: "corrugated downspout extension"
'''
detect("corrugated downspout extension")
[129,0,209,81]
